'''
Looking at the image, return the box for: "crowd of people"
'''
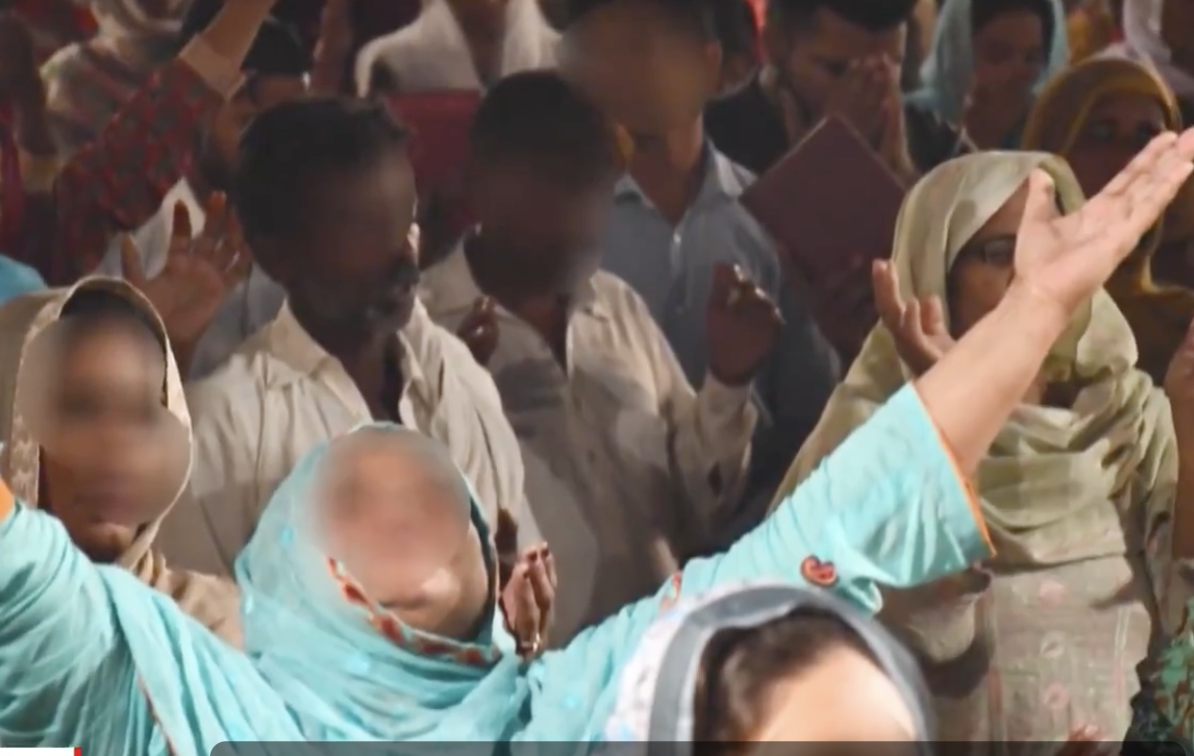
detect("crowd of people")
[3,0,1194,751]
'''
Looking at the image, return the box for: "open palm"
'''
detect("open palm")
[1014,130,1194,317]
[122,195,251,364]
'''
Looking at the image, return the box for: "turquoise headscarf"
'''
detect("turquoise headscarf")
[234,424,530,741]
[909,0,1069,128]
[0,255,44,305]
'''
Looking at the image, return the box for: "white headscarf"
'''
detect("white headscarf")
[600,582,933,750]
[1118,0,1194,99]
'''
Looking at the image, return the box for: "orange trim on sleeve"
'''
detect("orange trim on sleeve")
[931,424,993,552]
[0,478,13,522]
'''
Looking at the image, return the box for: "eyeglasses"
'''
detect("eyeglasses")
[956,234,1016,268]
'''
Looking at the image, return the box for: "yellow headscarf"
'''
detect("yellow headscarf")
[1021,56,1193,383]
[771,152,1177,579]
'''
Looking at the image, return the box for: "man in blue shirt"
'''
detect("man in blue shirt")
[560,0,840,533]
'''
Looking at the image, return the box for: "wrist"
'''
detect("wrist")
[999,281,1071,348]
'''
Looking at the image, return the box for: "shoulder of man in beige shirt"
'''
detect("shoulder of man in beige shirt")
[156,297,537,578]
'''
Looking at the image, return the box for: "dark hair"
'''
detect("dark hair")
[232,97,410,241]
[58,288,165,353]
[711,0,760,60]
[469,71,624,187]
[766,0,920,33]
[692,608,879,750]
[178,0,313,76]
[971,0,1056,54]
[565,0,718,40]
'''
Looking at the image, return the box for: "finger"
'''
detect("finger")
[223,246,253,287]
[203,192,230,241]
[170,202,193,250]
[871,260,904,329]
[119,234,146,284]
[709,263,740,308]
[528,548,554,617]
[1021,169,1061,229]
[474,295,497,317]
[921,294,948,336]
[516,570,540,645]
[1101,132,1178,198]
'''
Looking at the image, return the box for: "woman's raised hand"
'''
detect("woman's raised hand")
[1013,130,1194,321]
[872,259,955,376]
[500,543,556,660]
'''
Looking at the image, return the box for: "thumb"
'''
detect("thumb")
[120,235,146,283]
[1021,169,1059,229]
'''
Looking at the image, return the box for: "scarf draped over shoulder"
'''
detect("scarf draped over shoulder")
[0,276,241,645]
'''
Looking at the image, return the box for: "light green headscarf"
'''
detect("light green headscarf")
[772,151,1177,574]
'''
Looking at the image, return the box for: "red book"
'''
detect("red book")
[740,116,905,286]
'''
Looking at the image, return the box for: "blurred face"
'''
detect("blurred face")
[766,9,905,118]
[947,184,1026,337]
[1066,92,1169,196]
[752,647,917,742]
[319,433,489,640]
[36,317,185,564]
[266,149,421,337]
[469,159,613,291]
[562,1,720,136]
[202,74,309,189]
[971,10,1046,102]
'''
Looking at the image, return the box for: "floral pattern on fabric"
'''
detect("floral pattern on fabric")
[1128,598,1194,750]
[326,557,500,668]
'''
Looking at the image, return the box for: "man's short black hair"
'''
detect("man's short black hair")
[565,0,718,40]
[232,97,409,241]
[179,0,313,76]
[767,0,920,33]
[470,70,624,187]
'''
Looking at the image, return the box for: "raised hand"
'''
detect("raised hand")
[823,56,897,147]
[1013,130,1194,321]
[500,543,556,660]
[311,0,353,95]
[121,194,251,368]
[872,259,955,376]
[706,263,783,386]
[456,296,499,366]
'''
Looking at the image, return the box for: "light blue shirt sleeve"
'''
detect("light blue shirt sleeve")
[0,503,154,751]
[525,383,991,741]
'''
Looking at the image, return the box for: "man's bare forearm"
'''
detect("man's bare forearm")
[914,282,1069,473]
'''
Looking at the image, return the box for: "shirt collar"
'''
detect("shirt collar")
[265,299,428,391]
[614,143,750,207]
[420,240,609,321]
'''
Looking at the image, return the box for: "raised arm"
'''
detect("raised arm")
[32,0,279,285]
[538,132,1194,719]
[0,484,154,750]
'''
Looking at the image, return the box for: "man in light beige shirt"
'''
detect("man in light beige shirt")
[157,98,535,578]
[420,71,781,643]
